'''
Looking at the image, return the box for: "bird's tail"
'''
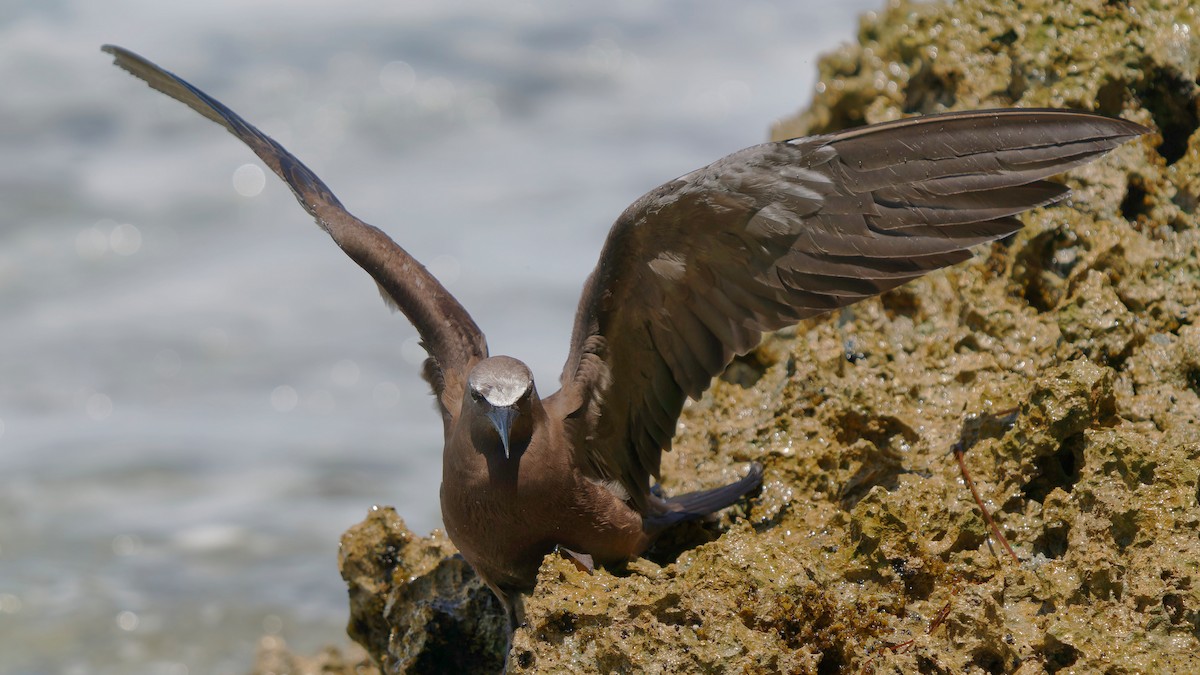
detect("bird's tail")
[645,462,763,531]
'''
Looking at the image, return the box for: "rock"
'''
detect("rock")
[328,0,1200,672]
[249,636,379,675]
[338,506,507,674]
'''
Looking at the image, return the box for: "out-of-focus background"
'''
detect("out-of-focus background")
[0,1,881,672]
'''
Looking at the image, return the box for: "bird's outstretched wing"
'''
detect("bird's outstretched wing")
[102,45,487,420]
[559,109,1147,510]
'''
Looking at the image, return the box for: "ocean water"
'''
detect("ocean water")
[0,1,882,672]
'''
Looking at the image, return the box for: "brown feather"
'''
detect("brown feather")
[562,108,1147,509]
[101,45,487,418]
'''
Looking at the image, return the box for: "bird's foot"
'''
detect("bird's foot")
[556,546,595,574]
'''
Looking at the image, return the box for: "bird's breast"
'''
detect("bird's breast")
[439,426,579,585]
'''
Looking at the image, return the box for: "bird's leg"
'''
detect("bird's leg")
[489,585,527,673]
[951,408,1020,564]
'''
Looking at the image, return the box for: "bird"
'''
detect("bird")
[102,44,1147,638]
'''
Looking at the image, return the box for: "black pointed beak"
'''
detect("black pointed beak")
[485,405,519,459]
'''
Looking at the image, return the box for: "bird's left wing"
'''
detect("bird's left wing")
[558,109,1147,510]
[102,46,488,421]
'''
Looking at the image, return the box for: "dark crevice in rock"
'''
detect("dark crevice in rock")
[834,410,920,449]
[1120,179,1150,224]
[642,520,722,567]
[409,605,506,674]
[1110,510,1139,550]
[993,28,1019,47]
[970,646,1009,674]
[1134,63,1199,166]
[1043,635,1081,674]
[1005,47,1031,103]
[816,647,847,675]
[1022,434,1084,503]
[838,452,907,510]
[1095,78,1130,117]
[1012,228,1080,313]
[1033,522,1071,559]
[1185,366,1200,398]
[916,653,954,674]
[880,286,921,318]
[904,59,959,114]
[545,610,579,640]
[647,593,692,627]
[1163,592,1187,625]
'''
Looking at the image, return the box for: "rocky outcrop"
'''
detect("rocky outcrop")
[338,506,507,673]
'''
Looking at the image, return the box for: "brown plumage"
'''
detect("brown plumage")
[102,45,1147,638]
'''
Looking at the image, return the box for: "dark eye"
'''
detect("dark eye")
[470,389,484,402]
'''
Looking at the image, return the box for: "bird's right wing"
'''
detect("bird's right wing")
[102,45,488,421]
[558,109,1147,511]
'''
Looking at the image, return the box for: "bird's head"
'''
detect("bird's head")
[465,356,536,459]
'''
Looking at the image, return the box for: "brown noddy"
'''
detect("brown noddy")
[102,45,1147,635]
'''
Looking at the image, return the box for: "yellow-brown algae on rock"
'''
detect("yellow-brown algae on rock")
[332,0,1200,672]
[338,506,507,673]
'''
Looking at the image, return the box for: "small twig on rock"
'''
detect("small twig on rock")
[952,409,1020,565]
[859,581,962,673]
[859,409,1022,673]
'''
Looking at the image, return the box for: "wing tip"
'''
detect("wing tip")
[100,44,140,71]
[824,107,1152,147]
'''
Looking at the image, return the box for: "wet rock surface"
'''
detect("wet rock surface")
[288,0,1200,671]
[338,506,507,674]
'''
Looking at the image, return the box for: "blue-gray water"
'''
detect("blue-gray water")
[1,1,881,672]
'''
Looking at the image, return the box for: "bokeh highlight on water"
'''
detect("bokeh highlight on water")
[0,1,880,672]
